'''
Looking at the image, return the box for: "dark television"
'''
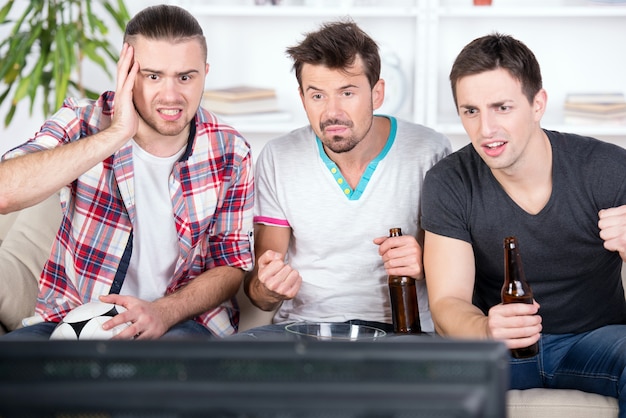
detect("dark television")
[0,337,509,417]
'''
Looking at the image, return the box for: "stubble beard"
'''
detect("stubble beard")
[319,118,359,154]
[324,135,360,154]
[135,102,194,137]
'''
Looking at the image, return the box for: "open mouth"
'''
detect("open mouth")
[484,141,505,149]
[158,109,181,116]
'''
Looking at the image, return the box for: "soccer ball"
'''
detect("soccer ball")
[50,301,131,340]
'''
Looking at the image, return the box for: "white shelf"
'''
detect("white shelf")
[436,122,626,138]
[169,3,419,17]
[438,6,626,17]
[189,7,416,17]
[170,0,626,149]
[218,114,308,134]
[438,0,626,16]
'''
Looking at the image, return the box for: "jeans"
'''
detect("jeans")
[0,319,214,340]
[511,324,626,417]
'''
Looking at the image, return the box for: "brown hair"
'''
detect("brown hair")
[124,4,207,62]
[286,20,381,89]
[449,32,542,107]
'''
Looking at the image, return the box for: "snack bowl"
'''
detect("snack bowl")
[284,322,386,341]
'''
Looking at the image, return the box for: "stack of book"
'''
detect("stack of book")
[202,85,280,115]
[563,92,626,124]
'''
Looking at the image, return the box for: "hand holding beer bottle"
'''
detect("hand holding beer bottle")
[388,227,421,334]
[501,236,539,358]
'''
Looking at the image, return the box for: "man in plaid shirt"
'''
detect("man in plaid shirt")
[0,5,254,339]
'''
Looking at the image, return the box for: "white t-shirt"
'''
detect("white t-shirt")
[254,116,451,332]
[120,140,185,301]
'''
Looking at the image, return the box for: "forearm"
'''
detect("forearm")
[431,296,491,339]
[244,269,283,312]
[153,266,244,329]
[0,128,129,214]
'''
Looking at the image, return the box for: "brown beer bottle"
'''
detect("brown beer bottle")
[387,227,421,334]
[501,236,539,358]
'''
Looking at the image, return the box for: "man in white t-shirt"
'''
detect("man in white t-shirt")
[241,20,451,337]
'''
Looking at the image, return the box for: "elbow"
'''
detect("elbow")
[0,194,16,215]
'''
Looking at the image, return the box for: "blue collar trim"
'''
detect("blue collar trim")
[316,115,396,201]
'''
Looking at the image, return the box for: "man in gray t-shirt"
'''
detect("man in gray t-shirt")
[243,20,450,336]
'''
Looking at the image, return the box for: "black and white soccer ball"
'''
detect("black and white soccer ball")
[50,301,131,340]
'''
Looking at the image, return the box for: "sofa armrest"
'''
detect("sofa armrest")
[0,194,62,333]
[0,211,20,243]
[508,388,618,418]
[236,283,276,332]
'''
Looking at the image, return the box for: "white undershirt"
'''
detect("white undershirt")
[120,140,185,301]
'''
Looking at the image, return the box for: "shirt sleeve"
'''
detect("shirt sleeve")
[420,154,473,244]
[253,142,290,228]
[2,94,113,161]
[206,133,255,272]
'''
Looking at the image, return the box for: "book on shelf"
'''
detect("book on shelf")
[564,110,626,125]
[563,91,626,124]
[565,92,625,104]
[202,85,280,115]
[564,101,626,114]
[216,111,293,125]
[203,85,277,101]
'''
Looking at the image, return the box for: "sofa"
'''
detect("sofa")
[0,194,621,417]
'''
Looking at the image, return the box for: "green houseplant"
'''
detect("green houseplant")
[0,0,130,127]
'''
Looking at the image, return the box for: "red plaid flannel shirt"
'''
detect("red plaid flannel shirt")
[2,91,254,336]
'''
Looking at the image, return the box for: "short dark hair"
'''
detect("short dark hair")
[449,32,542,107]
[124,4,207,62]
[286,20,381,90]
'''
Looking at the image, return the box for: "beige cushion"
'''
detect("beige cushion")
[236,283,275,332]
[0,194,62,333]
[508,388,618,418]
[0,211,19,242]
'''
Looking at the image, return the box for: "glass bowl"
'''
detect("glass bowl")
[284,322,386,341]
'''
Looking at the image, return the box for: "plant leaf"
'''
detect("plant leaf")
[85,1,107,35]
[11,71,31,105]
[0,32,29,83]
[53,26,70,110]
[0,86,11,106]
[28,50,47,112]
[4,103,16,126]
[82,42,107,70]
[103,0,130,30]
[0,0,129,127]
[0,0,15,24]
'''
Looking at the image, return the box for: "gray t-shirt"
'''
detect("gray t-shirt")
[422,129,626,334]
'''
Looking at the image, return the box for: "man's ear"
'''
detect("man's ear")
[372,79,385,111]
[533,88,548,122]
